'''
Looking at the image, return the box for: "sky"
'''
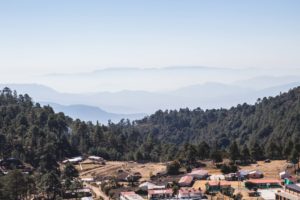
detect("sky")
[0,0,300,89]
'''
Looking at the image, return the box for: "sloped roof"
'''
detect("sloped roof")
[179,175,193,184]
[246,179,281,184]
[207,181,231,186]
[286,184,300,193]
[148,189,173,195]
[189,169,208,176]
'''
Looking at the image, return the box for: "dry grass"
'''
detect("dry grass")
[239,160,288,179]
[122,162,166,181]
[75,163,103,172]
[78,161,166,180]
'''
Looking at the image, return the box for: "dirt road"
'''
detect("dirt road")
[85,182,110,200]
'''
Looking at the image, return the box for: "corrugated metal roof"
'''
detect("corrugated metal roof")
[286,184,300,193]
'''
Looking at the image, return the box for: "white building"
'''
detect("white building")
[63,156,83,164]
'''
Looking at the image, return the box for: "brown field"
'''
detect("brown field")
[78,161,166,180]
[78,159,289,180]
[239,160,289,179]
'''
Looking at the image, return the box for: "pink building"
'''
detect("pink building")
[148,189,173,200]
[178,175,194,187]
[178,188,202,199]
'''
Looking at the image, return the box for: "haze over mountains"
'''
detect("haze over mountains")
[2,67,300,124]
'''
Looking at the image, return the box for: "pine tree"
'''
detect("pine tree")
[229,141,240,162]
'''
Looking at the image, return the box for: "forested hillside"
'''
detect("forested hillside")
[1,86,300,166]
[132,86,300,161]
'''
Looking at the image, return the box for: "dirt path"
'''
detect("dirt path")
[85,182,110,200]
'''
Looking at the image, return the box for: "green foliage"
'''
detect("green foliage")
[1,170,27,200]
[211,151,223,163]
[229,141,240,162]
[241,146,251,163]
[167,160,181,175]
[1,86,300,171]
[37,171,62,200]
[220,164,238,174]
[250,142,265,161]
[63,162,79,179]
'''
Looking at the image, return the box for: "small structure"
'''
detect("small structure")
[178,175,194,187]
[209,174,225,181]
[126,174,142,182]
[205,181,232,194]
[178,188,202,200]
[81,177,94,182]
[245,179,282,190]
[279,171,291,179]
[88,156,106,164]
[276,191,299,200]
[237,170,250,179]
[120,191,144,200]
[248,170,264,179]
[225,173,239,181]
[139,182,165,191]
[284,177,299,185]
[188,169,209,180]
[148,189,173,200]
[259,189,282,200]
[63,188,92,199]
[285,184,300,196]
[63,156,83,164]
[81,197,93,200]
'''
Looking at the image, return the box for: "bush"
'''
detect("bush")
[167,160,181,175]
[220,164,238,174]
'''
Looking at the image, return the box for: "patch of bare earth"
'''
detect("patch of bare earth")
[239,160,288,179]
[78,161,166,180]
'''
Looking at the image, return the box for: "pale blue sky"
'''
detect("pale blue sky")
[0,0,300,78]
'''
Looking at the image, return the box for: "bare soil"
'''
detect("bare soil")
[78,161,166,180]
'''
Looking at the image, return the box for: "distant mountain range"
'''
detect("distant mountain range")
[41,102,146,124]
[1,76,300,123]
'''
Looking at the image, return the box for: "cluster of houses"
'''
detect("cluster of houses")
[119,169,210,200]
[60,157,300,200]
[61,155,107,200]
[117,166,300,200]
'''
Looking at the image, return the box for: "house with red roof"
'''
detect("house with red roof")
[148,189,173,200]
[178,175,194,187]
[245,179,282,189]
[178,188,202,199]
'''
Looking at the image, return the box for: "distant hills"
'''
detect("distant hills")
[41,102,146,124]
[1,77,300,123]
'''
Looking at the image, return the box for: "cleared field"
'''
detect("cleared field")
[123,162,166,181]
[239,160,288,179]
[78,161,166,180]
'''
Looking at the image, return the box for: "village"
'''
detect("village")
[56,157,300,200]
[2,155,300,200]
